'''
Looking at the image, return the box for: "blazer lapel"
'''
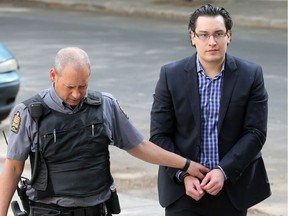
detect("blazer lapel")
[182,54,238,135]
[218,54,238,131]
[184,55,201,131]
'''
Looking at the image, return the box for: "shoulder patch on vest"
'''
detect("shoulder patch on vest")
[116,100,129,119]
[11,111,21,134]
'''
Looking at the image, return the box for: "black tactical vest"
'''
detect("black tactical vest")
[23,91,112,199]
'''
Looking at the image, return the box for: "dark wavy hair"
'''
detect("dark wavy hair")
[188,4,233,34]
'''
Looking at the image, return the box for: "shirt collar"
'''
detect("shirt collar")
[49,84,87,112]
[196,55,225,77]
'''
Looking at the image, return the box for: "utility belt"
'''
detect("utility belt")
[29,201,109,216]
[11,178,121,216]
[11,179,121,216]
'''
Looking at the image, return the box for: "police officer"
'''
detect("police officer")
[0,47,209,216]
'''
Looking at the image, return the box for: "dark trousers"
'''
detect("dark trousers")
[165,190,247,216]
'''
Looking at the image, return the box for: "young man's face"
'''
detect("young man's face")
[50,64,90,106]
[191,15,231,65]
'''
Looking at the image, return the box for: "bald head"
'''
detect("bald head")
[54,47,91,76]
[50,47,91,106]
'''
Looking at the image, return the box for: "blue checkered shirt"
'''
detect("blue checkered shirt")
[197,59,224,169]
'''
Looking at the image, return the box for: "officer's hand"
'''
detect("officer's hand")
[186,161,210,180]
[200,168,225,195]
[184,175,205,201]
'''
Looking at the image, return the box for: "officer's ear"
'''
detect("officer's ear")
[50,68,57,83]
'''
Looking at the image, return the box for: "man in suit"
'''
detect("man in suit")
[150,4,271,216]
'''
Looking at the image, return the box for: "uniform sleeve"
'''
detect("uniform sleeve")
[6,103,36,160]
[102,93,144,150]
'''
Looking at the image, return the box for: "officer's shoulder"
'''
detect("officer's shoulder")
[13,102,28,112]
[101,92,116,102]
[14,91,47,114]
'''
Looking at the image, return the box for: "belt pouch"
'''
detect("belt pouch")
[105,189,121,214]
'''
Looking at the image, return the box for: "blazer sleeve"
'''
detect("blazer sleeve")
[219,61,268,184]
[150,65,182,179]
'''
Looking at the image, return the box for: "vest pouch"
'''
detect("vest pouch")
[32,152,48,191]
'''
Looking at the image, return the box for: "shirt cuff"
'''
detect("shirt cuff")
[176,170,182,181]
[217,165,227,180]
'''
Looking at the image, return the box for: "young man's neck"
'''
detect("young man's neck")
[199,58,224,78]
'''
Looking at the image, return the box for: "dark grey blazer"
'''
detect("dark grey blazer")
[150,53,271,210]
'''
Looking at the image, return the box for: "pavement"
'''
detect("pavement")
[0,0,287,215]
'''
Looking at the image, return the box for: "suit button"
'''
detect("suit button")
[235,170,240,176]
